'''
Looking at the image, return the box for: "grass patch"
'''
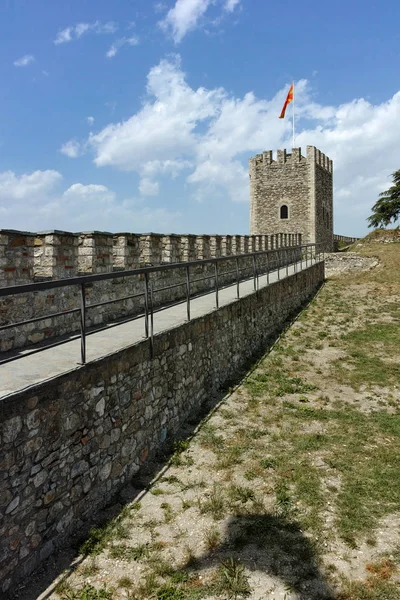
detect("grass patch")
[334,322,400,388]
[108,543,150,561]
[199,484,225,521]
[79,517,129,557]
[58,584,114,600]
[245,368,317,398]
[214,557,251,598]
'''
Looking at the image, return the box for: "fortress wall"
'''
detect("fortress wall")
[0,231,301,353]
[0,260,324,596]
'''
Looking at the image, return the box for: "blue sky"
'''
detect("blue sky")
[1,0,399,236]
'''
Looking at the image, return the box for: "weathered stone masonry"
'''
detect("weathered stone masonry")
[0,261,324,594]
[249,146,334,252]
[0,230,302,353]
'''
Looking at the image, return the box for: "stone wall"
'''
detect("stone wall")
[333,234,360,251]
[249,146,334,252]
[0,231,302,353]
[0,261,324,595]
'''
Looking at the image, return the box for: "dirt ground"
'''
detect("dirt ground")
[12,240,400,600]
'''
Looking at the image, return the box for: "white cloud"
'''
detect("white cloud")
[159,0,241,42]
[139,178,160,196]
[59,140,83,158]
[87,116,95,126]
[224,0,240,11]
[63,183,115,203]
[54,21,117,45]
[106,36,139,58]
[88,55,223,172]
[51,187,181,231]
[0,174,182,232]
[13,54,35,67]
[106,45,118,59]
[0,170,62,201]
[159,0,213,43]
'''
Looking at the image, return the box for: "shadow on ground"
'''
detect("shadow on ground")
[184,512,335,599]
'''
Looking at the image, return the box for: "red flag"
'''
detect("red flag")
[279,83,294,119]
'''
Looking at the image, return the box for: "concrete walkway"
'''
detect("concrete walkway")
[0,258,320,399]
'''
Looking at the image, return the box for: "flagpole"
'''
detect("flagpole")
[292,81,295,148]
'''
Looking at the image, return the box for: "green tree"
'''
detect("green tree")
[368,169,400,228]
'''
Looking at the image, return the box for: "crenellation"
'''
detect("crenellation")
[263,150,273,164]
[231,235,241,255]
[277,149,287,164]
[162,234,181,263]
[113,233,141,270]
[180,234,196,262]
[34,231,79,280]
[139,233,163,265]
[291,147,301,162]
[209,235,222,258]
[78,232,114,274]
[0,231,301,287]
[0,230,36,288]
[221,235,233,256]
[194,235,209,261]
[0,230,303,354]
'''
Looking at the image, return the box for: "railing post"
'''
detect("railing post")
[79,283,86,365]
[144,272,149,338]
[286,248,289,277]
[186,265,191,321]
[252,254,257,292]
[214,262,219,309]
[266,252,270,284]
[150,281,154,358]
[235,257,240,299]
[305,246,308,268]
[277,250,280,281]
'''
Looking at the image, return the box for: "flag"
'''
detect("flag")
[279,83,294,119]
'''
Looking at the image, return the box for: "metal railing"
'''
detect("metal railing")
[0,243,324,365]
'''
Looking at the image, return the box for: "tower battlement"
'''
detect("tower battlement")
[249,146,332,172]
[249,146,334,251]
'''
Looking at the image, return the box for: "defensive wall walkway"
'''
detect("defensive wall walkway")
[0,245,325,596]
[1,251,318,398]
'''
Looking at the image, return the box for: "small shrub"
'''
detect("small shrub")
[204,525,221,550]
[199,484,225,520]
[215,557,251,598]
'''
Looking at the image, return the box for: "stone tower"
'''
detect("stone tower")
[249,146,333,251]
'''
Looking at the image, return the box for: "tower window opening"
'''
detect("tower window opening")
[280,205,289,219]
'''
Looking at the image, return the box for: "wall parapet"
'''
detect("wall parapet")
[0,230,302,354]
[249,147,332,174]
[0,230,302,288]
